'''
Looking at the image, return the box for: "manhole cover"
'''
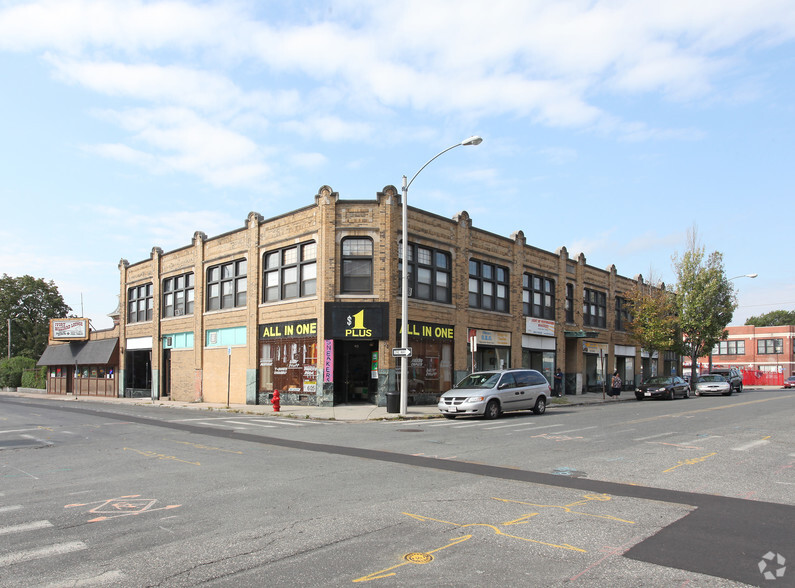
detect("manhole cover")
[404,552,434,564]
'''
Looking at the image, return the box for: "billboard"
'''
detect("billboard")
[50,318,89,341]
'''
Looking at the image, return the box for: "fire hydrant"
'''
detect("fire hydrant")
[272,389,280,412]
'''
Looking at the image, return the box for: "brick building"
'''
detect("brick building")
[690,325,795,386]
[40,185,676,406]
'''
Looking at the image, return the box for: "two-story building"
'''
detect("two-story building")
[40,185,673,406]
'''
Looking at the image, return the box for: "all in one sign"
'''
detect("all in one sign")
[259,319,317,339]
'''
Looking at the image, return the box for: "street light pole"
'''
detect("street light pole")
[399,136,483,416]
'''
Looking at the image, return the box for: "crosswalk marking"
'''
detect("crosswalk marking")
[553,426,598,434]
[731,439,771,451]
[223,420,276,428]
[0,505,23,514]
[0,541,87,568]
[634,432,679,441]
[0,520,53,535]
[44,570,125,587]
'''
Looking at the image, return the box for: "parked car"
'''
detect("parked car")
[709,367,743,393]
[784,375,795,389]
[437,369,550,419]
[692,374,732,396]
[635,376,691,400]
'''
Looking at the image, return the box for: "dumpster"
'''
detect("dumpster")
[386,391,400,413]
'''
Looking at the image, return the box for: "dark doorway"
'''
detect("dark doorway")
[162,349,171,399]
[125,349,152,398]
[333,340,376,404]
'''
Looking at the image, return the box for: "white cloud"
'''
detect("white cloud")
[91,107,272,187]
[280,115,373,142]
[2,0,794,191]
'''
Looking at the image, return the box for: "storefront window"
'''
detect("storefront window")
[259,320,319,400]
[402,340,453,396]
[396,321,454,400]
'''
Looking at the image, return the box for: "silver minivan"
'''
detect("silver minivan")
[437,369,550,419]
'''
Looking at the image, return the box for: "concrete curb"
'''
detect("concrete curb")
[0,387,782,422]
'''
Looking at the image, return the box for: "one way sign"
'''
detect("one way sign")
[391,347,412,358]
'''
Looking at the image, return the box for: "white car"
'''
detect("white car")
[693,374,732,396]
[437,369,550,419]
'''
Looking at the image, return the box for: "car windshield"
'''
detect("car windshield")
[697,375,725,383]
[454,373,501,389]
[644,376,672,385]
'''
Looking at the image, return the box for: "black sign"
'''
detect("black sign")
[259,319,318,340]
[325,302,389,340]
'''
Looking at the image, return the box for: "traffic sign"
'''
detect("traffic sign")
[392,347,412,358]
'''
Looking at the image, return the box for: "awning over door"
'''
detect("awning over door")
[37,339,119,366]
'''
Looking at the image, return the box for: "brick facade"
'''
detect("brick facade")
[108,185,668,406]
[691,325,795,385]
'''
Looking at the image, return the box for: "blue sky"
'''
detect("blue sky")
[1,0,793,331]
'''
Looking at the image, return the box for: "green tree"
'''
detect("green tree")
[673,230,736,381]
[0,356,37,388]
[626,273,679,380]
[0,274,73,360]
[746,310,795,327]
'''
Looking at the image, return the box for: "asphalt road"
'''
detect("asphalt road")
[1,389,792,587]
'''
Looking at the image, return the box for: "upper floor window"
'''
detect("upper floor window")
[615,296,631,331]
[263,242,317,302]
[207,259,247,311]
[341,237,373,294]
[163,272,194,318]
[583,288,606,328]
[713,340,745,355]
[565,283,574,323]
[757,339,783,355]
[469,260,509,312]
[523,273,554,319]
[398,243,452,303]
[128,283,153,323]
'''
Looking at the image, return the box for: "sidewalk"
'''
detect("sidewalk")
[0,388,636,421]
[1,387,782,422]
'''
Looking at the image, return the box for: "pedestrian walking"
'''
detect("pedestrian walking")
[554,368,563,397]
[610,370,622,398]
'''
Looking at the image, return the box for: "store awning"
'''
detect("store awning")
[564,330,599,338]
[37,339,119,366]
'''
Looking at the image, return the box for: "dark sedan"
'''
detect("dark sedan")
[635,376,691,400]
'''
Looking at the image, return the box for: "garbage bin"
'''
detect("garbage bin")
[386,391,400,413]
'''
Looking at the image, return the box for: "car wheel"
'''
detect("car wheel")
[635,394,644,401]
[667,389,675,400]
[484,399,501,420]
[724,390,732,396]
[532,396,546,415]
[683,387,690,399]
[738,385,743,393]
[443,414,457,419]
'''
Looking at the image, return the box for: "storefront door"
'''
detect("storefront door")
[334,340,376,404]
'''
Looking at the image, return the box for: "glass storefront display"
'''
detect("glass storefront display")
[258,320,319,401]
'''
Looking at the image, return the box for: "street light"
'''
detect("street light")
[399,136,483,416]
